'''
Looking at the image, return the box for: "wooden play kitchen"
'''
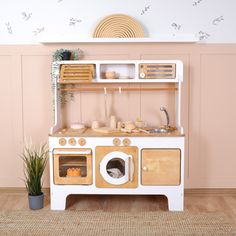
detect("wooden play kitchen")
[49,60,185,211]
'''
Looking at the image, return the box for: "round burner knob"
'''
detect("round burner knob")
[113,138,121,146]
[59,138,66,146]
[68,138,76,146]
[78,138,86,146]
[123,138,131,146]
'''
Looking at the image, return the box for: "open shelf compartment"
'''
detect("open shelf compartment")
[99,63,135,81]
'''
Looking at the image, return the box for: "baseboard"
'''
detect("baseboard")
[0,187,50,195]
[0,187,236,197]
[184,188,236,196]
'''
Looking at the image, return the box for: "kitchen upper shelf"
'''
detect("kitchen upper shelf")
[54,60,183,84]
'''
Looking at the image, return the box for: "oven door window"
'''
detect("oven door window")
[59,155,87,178]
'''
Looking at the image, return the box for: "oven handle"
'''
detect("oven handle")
[129,155,134,182]
[53,150,91,155]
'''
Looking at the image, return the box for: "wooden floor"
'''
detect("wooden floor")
[0,191,236,225]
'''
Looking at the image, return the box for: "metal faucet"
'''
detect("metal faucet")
[160,106,170,127]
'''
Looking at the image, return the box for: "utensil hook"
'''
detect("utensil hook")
[104,87,107,95]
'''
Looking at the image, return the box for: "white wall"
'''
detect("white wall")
[0,0,236,44]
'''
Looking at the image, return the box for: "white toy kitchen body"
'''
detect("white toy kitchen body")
[49,60,185,211]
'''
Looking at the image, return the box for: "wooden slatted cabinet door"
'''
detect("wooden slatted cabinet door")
[141,149,181,185]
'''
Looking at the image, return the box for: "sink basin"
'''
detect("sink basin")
[147,128,169,133]
[146,127,176,134]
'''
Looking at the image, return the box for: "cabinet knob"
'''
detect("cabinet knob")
[143,166,148,171]
[113,138,121,146]
[59,138,66,146]
[68,138,76,146]
[78,138,86,146]
[123,138,131,146]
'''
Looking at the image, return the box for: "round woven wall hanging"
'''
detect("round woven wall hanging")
[93,14,145,38]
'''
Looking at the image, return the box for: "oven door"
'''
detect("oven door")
[96,146,138,188]
[53,149,92,185]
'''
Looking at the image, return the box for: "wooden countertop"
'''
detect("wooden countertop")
[50,128,184,137]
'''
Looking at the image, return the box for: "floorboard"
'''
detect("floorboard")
[0,193,236,224]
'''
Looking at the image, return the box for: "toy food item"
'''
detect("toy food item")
[70,123,85,130]
[105,71,117,79]
[91,120,100,129]
[67,168,81,177]
[125,122,136,131]
[120,128,132,133]
[135,117,146,128]
[110,116,116,129]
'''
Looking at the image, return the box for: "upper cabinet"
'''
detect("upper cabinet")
[56,60,183,84]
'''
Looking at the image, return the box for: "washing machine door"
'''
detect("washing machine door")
[100,151,134,185]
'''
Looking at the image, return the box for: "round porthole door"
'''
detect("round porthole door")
[99,151,134,185]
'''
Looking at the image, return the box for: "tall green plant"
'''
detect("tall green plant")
[22,143,48,196]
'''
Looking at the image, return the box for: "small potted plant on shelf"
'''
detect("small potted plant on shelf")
[52,48,83,61]
[62,49,71,60]
[52,48,71,61]
[21,142,48,210]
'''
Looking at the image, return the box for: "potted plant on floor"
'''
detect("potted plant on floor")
[21,142,48,210]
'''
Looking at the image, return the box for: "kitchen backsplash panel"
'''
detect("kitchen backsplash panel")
[60,84,176,128]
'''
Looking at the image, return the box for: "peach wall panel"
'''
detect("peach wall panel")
[21,55,53,187]
[188,53,202,187]
[22,55,52,142]
[0,44,236,188]
[198,54,236,187]
[0,55,23,187]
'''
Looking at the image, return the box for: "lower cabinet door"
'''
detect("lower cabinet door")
[141,149,181,185]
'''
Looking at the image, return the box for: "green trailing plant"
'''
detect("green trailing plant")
[51,61,74,111]
[51,48,84,107]
[21,142,48,196]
